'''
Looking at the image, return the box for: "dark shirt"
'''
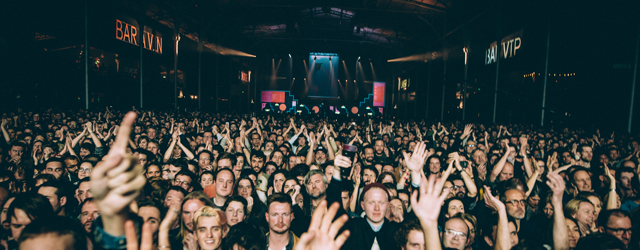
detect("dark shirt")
[341,217,400,250]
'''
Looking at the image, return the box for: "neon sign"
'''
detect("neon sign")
[485,30,523,65]
[115,19,163,54]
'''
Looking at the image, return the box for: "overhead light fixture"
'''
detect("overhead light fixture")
[357,56,361,61]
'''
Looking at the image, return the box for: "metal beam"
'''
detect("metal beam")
[391,0,447,12]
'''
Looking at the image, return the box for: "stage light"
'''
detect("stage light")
[289,54,291,57]
[265,109,271,111]
[357,56,360,61]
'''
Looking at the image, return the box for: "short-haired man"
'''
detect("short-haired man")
[79,198,99,233]
[598,209,632,248]
[37,181,67,216]
[212,169,235,209]
[441,217,470,250]
[394,219,424,250]
[266,193,298,250]
[43,159,66,180]
[173,170,195,192]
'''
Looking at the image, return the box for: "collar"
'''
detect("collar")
[266,231,295,250]
[366,218,385,233]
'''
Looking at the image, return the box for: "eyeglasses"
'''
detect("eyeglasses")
[78,169,92,173]
[444,229,468,238]
[604,226,633,236]
[174,179,190,186]
[506,199,526,206]
[452,185,465,190]
[467,144,476,148]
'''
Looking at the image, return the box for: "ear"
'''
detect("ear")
[60,196,67,207]
[265,212,269,223]
[360,201,365,211]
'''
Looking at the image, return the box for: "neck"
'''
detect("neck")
[269,231,290,249]
[214,196,227,207]
[311,194,326,208]
[367,217,384,228]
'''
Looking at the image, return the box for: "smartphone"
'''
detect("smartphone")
[341,144,358,178]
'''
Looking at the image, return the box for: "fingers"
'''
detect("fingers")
[327,206,346,237]
[140,222,154,250]
[124,220,139,250]
[335,230,351,248]
[308,200,327,231]
[295,231,316,250]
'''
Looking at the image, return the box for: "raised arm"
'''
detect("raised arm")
[72,127,87,148]
[86,122,103,148]
[547,172,570,250]
[605,165,618,210]
[163,131,179,163]
[525,159,541,197]
[484,186,510,250]
[411,173,450,250]
[0,119,10,143]
[520,139,533,178]
[176,138,195,160]
[490,143,512,183]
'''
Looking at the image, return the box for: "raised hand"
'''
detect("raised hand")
[91,112,147,236]
[411,173,449,224]
[295,201,350,250]
[483,186,505,213]
[403,141,428,172]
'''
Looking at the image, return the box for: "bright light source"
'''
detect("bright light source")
[265,109,271,111]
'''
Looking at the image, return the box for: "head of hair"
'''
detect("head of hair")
[362,166,379,180]
[222,196,248,215]
[17,216,87,250]
[597,209,630,230]
[303,169,327,186]
[214,168,236,183]
[8,193,54,224]
[193,206,228,236]
[218,153,238,167]
[138,198,166,221]
[377,172,397,185]
[267,169,289,193]
[222,221,266,250]
[575,232,625,250]
[564,197,594,218]
[266,193,293,212]
[394,219,423,248]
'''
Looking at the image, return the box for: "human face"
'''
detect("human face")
[442,219,468,250]
[137,153,148,166]
[1,197,14,230]
[196,216,224,250]
[504,189,525,220]
[237,179,253,199]
[403,230,425,250]
[398,193,410,210]
[80,202,100,233]
[363,169,377,186]
[452,180,466,198]
[541,203,553,220]
[306,174,327,199]
[164,190,184,208]
[602,215,632,247]
[200,174,214,189]
[447,200,464,218]
[219,158,235,170]
[251,156,264,172]
[527,195,540,210]
[265,164,276,176]
[374,140,385,154]
[225,201,246,226]
[168,165,181,179]
[620,172,634,189]
[215,171,234,198]
[566,218,580,248]
[361,189,389,226]
[45,161,66,179]
[340,191,351,211]
[266,202,293,234]
[146,165,161,179]
[586,196,603,219]
[573,170,592,191]
[78,162,93,180]
[465,142,476,154]
[573,202,595,227]
[38,186,63,214]
[76,181,92,203]
[147,142,159,155]
[429,158,441,176]
[9,145,24,159]
[11,209,31,240]
[183,200,206,232]
[463,218,476,247]
[581,146,593,162]
[364,148,374,163]
[138,206,161,236]
[499,163,514,181]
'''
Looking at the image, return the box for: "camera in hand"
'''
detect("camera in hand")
[341,144,358,178]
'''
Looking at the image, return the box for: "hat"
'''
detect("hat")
[315,146,328,153]
[360,183,390,203]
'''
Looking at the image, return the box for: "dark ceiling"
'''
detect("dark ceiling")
[135,0,489,59]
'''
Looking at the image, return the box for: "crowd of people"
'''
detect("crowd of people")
[0,108,639,250]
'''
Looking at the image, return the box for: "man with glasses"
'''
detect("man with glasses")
[500,188,542,242]
[598,209,632,248]
[465,141,477,156]
[173,170,195,192]
[441,217,470,250]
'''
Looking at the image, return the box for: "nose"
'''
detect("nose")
[374,204,380,211]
